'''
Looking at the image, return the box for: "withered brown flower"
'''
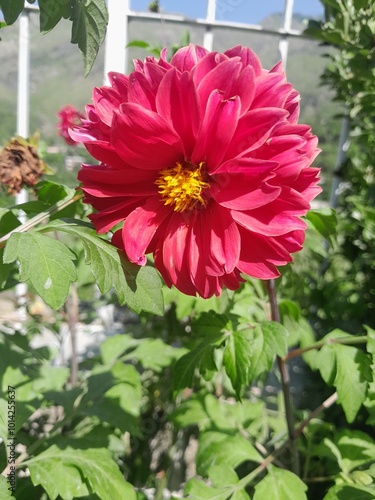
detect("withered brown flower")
[0,137,46,195]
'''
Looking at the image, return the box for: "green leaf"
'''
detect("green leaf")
[27,446,136,500]
[100,334,139,365]
[223,329,253,399]
[70,0,108,76]
[323,484,375,500]
[0,247,13,289]
[192,311,231,336]
[42,220,164,315]
[197,431,262,476]
[39,0,64,33]
[334,430,375,474]
[253,466,307,500]
[3,232,77,309]
[32,365,69,393]
[173,334,225,390]
[251,321,288,379]
[306,208,337,241]
[208,464,239,488]
[122,337,186,372]
[36,181,74,204]
[0,475,15,499]
[315,331,372,422]
[80,363,142,435]
[0,208,20,237]
[172,393,244,432]
[184,479,231,500]
[126,40,152,48]
[334,344,372,422]
[0,0,24,24]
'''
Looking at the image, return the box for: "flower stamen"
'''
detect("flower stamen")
[156,161,210,212]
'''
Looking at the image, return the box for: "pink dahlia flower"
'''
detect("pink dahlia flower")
[71,44,321,298]
[57,105,84,146]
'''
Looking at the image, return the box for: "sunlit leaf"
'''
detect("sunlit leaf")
[41,220,164,315]
[27,446,136,500]
[223,329,253,398]
[3,232,77,309]
[253,466,307,500]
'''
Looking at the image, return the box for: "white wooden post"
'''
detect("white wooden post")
[103,0,130,84]
[279,0,294,67]
[15,7,30,305]
[203,0,216,50]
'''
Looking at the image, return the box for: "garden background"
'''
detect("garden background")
[0,0,374,499]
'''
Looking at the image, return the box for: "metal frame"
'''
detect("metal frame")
[103,0,304,75]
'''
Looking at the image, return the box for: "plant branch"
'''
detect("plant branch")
[0,191,83,248]
[237,391,338,489]
[266,279,300,476]
[284,336,368,361]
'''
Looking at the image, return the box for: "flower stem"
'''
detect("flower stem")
[0,191,83,248]
[284,335,368,361]
[266,279,300,476]
[237,391,338,490]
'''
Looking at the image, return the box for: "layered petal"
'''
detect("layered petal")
[111,103,184,169]
[123,197,171,265]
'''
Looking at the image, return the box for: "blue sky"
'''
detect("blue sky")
[130,0,324,24]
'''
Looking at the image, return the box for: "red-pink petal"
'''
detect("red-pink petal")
[199,203,241,275]
[232,207,307,237]
[211,173,281,210]
[224,45,263,76]
[78,164,157,197]
[127,71,157,111]
[111,103,184,169]
[192,91,241,171]
[170,44,209,72]
[156,68,200,157]
[197,58,242,106]
[223,108,288,160]
[123,198,171,265]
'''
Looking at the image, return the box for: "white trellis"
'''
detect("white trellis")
[104,0,303,80]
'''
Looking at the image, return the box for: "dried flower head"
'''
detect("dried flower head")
[0,137,46,195]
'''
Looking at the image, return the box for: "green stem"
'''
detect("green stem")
[284,335,368,361]
[237,391,338,490]
[266,279,300,476]
[0,192,83,248]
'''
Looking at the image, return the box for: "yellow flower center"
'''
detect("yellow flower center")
[155,161,210,212]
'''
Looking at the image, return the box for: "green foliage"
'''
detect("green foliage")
[300,0,375,334]
[26,446,136,500]
[0,0,24,25]
[4,232,77,309]
[1,209,164,315]
[42,219,164,315]
[70,0,108,76]
[253,467,308,500]
[309,331,373,422]
[0,475,15,498]
[0,0,108,75]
